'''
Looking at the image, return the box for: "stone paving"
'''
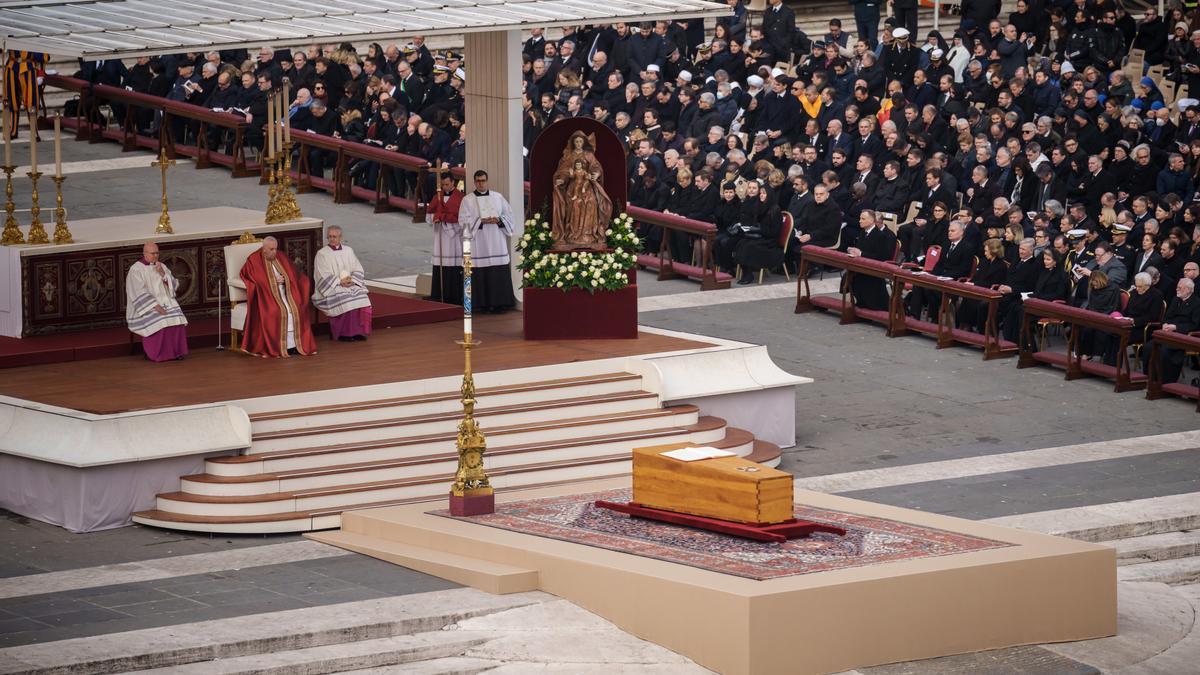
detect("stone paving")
[2,138,1199,673]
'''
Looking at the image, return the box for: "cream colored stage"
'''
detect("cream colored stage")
[312,478,1116,675]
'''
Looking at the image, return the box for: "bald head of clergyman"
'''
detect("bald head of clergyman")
[262,236,278,261]
[143,242,160,264]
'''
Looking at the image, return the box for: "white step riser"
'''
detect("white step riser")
[249,379,643,434]
[131,514,316,535]
[183,427,727,497]
[249,396,660,453]
[296,460,634,512]
[158,459,633,518]
[209,410,702,477]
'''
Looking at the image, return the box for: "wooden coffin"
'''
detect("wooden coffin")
[631,443,794,525]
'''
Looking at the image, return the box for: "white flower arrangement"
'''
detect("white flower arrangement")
[518,212,640,293]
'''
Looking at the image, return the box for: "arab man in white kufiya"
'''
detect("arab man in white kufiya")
[457,169,517,312]
[125,242,188,361]
[312,225,372,341]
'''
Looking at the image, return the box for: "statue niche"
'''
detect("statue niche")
[551,131,613,250]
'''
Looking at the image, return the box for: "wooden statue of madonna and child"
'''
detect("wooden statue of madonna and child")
[523,118,637,339]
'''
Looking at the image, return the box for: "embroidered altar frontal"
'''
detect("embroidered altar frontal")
[430,488,1011,580]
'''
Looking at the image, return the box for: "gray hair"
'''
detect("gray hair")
[1134,272,1152,287]
[700,92,716,104]
[1020,237,1036,249]
[1146,265,1161,280]
[994,197,1011,209]
[1182,278,1196,291]
[327,225,343,234]
[1044,200,1065,217]
[263,235,278,245]
[787,164,804,179]
[202,62,218,77]
[708,125,724,135]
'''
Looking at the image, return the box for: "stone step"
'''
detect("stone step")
[132,631,496,675]
[986,492,1200,543]
[343,657,499,675]
[1118,556,1200,586]
[1108,530,1200,566]
[0,588,545,675]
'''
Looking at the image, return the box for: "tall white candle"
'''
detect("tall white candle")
[283,82,291,144]
[2,113,10,166]
[54,114,62,177]
[27,114,36,173]
[266,94,275,157]
[463,237,472,336]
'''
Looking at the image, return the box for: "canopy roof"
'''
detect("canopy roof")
[0,0,729,59]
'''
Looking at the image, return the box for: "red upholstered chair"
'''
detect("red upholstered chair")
[960,256,979,283]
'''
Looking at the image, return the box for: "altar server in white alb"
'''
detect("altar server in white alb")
[458,170,516,313]
[312,225,372,341]
[125,242,188,361]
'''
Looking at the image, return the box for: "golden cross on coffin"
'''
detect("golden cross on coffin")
[151,148,176,234]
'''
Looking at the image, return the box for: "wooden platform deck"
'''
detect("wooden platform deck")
[0,314,712,414]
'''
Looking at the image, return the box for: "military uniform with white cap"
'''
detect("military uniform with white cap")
[882,27,918,85]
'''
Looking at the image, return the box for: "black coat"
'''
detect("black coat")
[934,240,975,279]
[800,199,844,248]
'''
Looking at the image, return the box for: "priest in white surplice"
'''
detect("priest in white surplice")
[312,225,372,341]
[458,169,517,313]
[125,242,188,361]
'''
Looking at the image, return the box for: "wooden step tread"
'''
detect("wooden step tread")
[249,372,642,422]
[745,440,782,465]
[186,421,730,484]
[252,390,659,441]
[162,453,634,505]
[134,472,634,525]
[213,405,702,464]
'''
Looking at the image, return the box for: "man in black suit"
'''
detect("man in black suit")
[761,0,796,61]
[965,165,999,217]
[1033,163,1067,213]
[851,154,881,194]
[851,117,883,162]
[78,57,130,128]
[874,161,909,215]
[906,220,973,318]
[847,210,897,310]
[1150,278,1200,384]
[1070,155,1118,220]
[825,119,854,160]
[915,168,956,222]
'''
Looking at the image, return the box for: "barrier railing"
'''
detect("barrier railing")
[1018,297,1147,392]
[889,267,1017,360]
[1146,329,1200,411]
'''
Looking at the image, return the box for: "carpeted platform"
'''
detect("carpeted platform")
[0,293,460,368]
[430,488,1013,580]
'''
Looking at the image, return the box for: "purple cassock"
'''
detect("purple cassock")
[328,306,373,340]
[142,324,189,361]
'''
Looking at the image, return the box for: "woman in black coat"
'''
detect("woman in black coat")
[1078,270,1122,362]
[732,182,783,284]
[1002,247,1068,344]
[958,238,1009,331]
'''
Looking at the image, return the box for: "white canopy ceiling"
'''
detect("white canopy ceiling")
[0,0,730,59]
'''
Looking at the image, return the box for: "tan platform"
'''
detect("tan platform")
[310,477,1116,675]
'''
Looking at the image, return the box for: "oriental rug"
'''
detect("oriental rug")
[429,488,1013,580]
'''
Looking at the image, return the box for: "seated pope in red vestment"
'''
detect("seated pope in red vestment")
[240,236,317,358]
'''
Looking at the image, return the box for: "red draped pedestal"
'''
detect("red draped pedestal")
[523,271,637,340]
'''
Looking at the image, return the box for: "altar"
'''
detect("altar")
[0,207,323,337]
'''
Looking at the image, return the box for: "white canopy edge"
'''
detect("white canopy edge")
[0,0,731,59]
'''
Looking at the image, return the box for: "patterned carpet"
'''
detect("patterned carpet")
[431,488,1013,580]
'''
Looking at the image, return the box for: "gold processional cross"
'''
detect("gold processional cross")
[152,148,176,234]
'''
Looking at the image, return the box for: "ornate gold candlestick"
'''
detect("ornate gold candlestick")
[264,153,285,224]
[151,148,176,234]
[0,166,21,245]
[278,141,302,221]
[449,237,494,516]
[52,175,72,244]
[25,171,48,244]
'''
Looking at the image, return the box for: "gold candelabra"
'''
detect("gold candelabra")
[265,145,302,224]
[278,141,302,221]
[25,171,48,244]
[52,175,72,244]
[450,238,493,512]
[0,166,21,245]
[151,148,176,234]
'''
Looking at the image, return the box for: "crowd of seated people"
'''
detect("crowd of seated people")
[70,0,1200,384]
